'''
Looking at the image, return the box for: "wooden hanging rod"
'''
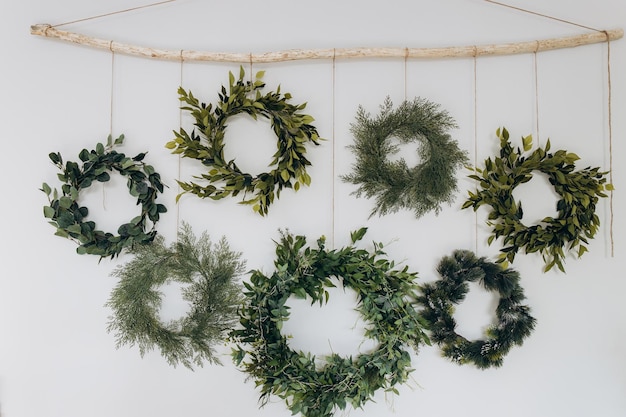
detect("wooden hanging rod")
[31,24,623,63]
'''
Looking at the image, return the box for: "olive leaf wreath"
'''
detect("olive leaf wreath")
[41,135,167,259]
[166,67,322,216]
[230,228,430,417]
[462,127,612,272]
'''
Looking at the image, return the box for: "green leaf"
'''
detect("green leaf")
[41,182,52,195]
[43,206,55,218]
[59,196,73,209]
[522,134,532,152]
[96,142,105,155]
[350,227,367,243]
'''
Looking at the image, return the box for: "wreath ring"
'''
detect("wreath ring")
[166,66,322,216]
[106,223,245,369]
[231,228,430,417]
[342,97,468,218]
[462,127,612,272]
[41,135,167,259]
[416,249,536,369]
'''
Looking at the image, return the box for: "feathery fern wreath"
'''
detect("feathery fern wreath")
[41,135,167,259]
[230,228,430,417]
[106,223,246,369]
[416,250,536,369]
[342,97,468,218]
[462,127,612,272]
[166,67,322,216]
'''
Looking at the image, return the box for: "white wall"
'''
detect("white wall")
[1,1,625,416]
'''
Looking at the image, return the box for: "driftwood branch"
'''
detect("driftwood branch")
[31,24,623,63]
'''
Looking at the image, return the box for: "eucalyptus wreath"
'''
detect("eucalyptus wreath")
[462,127,612,272]
[41,135,167,259]
[166,67,322,216]
[230,228,430,417]
[342,97,468,218]
[106,223,246,369]
[416,250,536,369]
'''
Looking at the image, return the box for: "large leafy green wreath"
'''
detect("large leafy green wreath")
[107,223,246,369]
[166,67,322,216]
[342,97,468,218]
[462,127,612,272]
[41,135,167,259]
[416,250,536,369]
[230,228,430,417]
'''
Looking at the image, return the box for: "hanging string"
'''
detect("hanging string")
[486,0,614,255]
[52,0,177,28]
[472,46,479,254]
[331,49,336,249]
[176,50,184,238]
[533,41,540,143]
[109,41,115,141]
[484,0,600,32]
[249,53,254,83]
[604,32,614,257]
[102,40,116,211]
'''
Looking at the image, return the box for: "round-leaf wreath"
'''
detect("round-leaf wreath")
[106,222,246,369]
[416,249,536,369]
[462,127,612,272]
[230,228,430,417]
[342,97,468,218]
[166,66,322,216]
[41,135,167,259]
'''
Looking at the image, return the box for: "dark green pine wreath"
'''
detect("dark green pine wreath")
[41,135,167,259]
[342,97,468,218]
[230,228,430,417]
[107,223,246,369]
[462,127,612,272]
[166,66,322,216]
[416,250,536,369]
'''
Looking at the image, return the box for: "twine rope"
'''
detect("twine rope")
[177,50,184,238]
[331,48,336,249]
[533,41,540,143]
[52,0,177,28]
[472,46,479,254]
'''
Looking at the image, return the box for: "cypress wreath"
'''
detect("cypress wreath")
[41,135,167,259]
[342,97,468,218]
[166,67,322,216]
[416,250,536,369]
[462,127,612,272]
[107,223,246,369]
[230,228,430,417]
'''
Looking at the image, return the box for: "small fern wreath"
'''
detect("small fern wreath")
[416,250,536,369]
[230,228,430,417]
[166,67,322,216]
[462,127,612,272]
[41,135,167,259]
[342,97,468,218]
[106,223,246,369]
